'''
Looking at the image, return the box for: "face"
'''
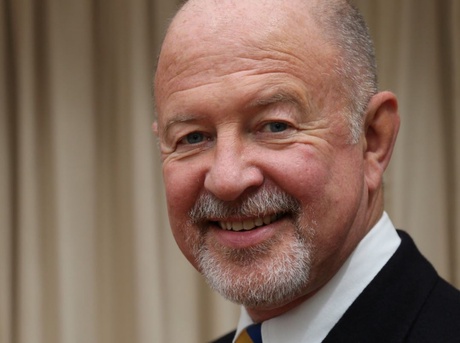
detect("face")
[155,0,372,318]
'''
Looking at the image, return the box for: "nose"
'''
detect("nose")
[204,137,264,201]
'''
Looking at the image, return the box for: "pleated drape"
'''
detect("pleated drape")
[1,1,458,342]
[356,0,460,284]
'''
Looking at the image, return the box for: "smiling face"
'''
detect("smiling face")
[155,0,384,321]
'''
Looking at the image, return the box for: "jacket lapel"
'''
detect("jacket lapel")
[323,231,439,342]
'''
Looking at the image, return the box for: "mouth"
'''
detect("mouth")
[212,213,285,232]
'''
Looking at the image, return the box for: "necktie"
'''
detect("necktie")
[235,323,262,343]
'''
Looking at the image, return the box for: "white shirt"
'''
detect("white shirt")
[233,212,401,343]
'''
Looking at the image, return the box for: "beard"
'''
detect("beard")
[187,187,315,309]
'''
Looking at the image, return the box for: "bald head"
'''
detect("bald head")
[155,0,326,100]
[155,0,376,141]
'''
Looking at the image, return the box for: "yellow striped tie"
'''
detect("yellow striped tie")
[235,323,262,343]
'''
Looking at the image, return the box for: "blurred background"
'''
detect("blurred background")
[1,0,459,342]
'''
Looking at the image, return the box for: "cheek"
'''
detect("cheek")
[163,161,203,214]
[163,161,205,262]
[263,147,333,202]
[264,145,364,226]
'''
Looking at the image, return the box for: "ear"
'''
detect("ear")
[152,121,159,136]
[363,91,400,192]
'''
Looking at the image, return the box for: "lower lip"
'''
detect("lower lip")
[210,219,285,249]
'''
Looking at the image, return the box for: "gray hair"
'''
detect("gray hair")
[312,0,378,143]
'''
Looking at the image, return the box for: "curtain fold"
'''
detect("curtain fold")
[1,1,458,342]
[355,0,460,284]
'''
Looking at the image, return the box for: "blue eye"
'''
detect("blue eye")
[267,122,288,132]
[185,132,205,144]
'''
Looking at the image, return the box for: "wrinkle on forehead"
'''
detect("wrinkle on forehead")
[156,10,336,95]
[160,47,318,95]
[154,0,345,121]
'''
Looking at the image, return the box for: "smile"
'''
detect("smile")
[217,213,283,232]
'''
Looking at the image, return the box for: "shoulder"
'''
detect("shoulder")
[325,230,460,342]
[209,330,236,343]
[407,278,460,341]
[385,231,460,340]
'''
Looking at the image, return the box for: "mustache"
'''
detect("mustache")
[189,187,301,223]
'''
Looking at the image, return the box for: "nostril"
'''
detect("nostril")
[204,167,264,202]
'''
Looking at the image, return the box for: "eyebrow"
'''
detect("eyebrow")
[161,90,312,136]
[162,113,201,137]
[162,112,211,137]
[246,90,310,113]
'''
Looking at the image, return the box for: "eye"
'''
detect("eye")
[262,122,289,133]
[183,132,205,144]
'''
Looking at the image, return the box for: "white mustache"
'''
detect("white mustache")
[189,187,300,223]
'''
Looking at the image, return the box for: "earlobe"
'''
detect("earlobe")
[363,91,400,191]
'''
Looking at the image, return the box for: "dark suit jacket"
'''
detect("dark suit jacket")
[211,231,460,342]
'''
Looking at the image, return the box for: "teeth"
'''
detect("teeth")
[263,216,271,225]
[243,220,254,230]
[233,222,243,231]
[219,214,280,232]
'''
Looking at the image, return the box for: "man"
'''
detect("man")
[153,0,460,342]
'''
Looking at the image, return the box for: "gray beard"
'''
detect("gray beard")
[188,186,314,308]
[197,223,314,308]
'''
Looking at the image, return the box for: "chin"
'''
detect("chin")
[197,228,314,308]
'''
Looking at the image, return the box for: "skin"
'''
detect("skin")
[154,0,400,322]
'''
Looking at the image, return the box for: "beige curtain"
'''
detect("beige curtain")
[356,0,460,283]
[1,1,458,342]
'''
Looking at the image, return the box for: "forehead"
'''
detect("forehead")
[161,0,321,60]
[154,0,341,120]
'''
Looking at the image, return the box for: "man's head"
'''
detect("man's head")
[154,0,399,321]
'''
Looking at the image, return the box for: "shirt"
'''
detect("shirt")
[233,212,401,343]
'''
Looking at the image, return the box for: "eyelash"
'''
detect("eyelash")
[260,121,290,133]
[178,131,212,146]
